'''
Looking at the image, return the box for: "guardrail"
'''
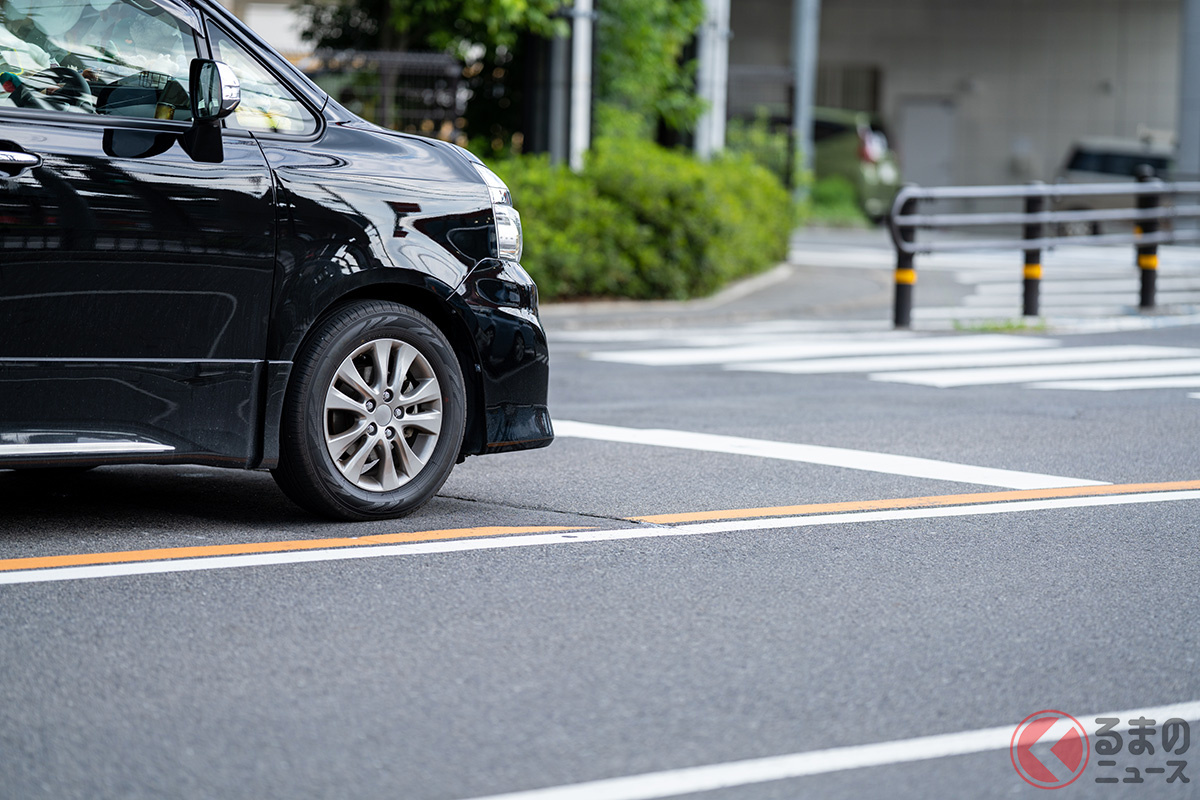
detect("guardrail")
[885,170,1200,328]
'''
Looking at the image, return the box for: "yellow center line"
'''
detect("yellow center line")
[6,480,1200,574]
[628,480,1200,524]
[0,526,584,573]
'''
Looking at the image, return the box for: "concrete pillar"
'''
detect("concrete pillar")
[695,0,731,161]
[569,0,593,173]
[1179,0,1200,178]
[791,0,821,193]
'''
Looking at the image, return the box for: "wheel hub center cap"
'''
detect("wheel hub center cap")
[374,405,393,426]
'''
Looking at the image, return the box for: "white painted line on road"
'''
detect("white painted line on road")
[912,305,1133,320]
[553,420,1104,490]
[731,345,1198,375]
[456,699,1200,800]
[873,358,1200,388]
[972,277,1200,294]
[1,489,1197,586]
[1033,375,1200,392]
[588,334,1056,367]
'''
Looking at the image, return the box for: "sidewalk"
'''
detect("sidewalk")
[539,226,947,331]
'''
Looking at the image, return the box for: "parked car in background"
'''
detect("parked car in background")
[0,0,551,520]
[812,107,902,221]
[1054,136,1174,235]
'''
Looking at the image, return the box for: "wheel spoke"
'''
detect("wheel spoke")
[341,435,377,480]
[336,359,375,400]
[377,441,402,491]
[397,435,427,476]
[326,420,370,459]
[325,385,366,415]
[371,340,393,392]
[403,377,441,407]
[389,344,418,399]
[402,409,442,436]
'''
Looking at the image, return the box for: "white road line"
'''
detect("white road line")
[1034,375,1200,391]
[588,334,1057,367]
[912,305,1134,320]
[731,345,1198,375]
[457,699,1200,800]
[2,490,1198,586]
[874,358,1200,388]
[965,291,1200,307]
[554,421,1103,489]
[973,277,1200,294]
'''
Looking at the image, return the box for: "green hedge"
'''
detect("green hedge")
[492,139,794,301]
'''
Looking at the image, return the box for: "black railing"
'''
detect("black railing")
[886,171,1200,328]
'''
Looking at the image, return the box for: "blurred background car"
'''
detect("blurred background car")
[812,106,901,222]
[1054,136,1174,235]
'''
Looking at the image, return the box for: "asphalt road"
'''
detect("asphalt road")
[3,236,1200,799]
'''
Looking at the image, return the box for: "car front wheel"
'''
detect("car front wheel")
[272,301,466,520]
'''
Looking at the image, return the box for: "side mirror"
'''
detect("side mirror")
[182,59,239,163]
[190,59,240,123]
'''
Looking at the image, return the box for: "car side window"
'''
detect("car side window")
[208,24,317,136]
[0,0,198,121]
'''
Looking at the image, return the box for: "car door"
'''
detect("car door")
[0,0,275,464]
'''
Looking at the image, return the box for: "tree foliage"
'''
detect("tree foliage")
[299,0,565,54]
[297,0,706,150]
[298,0,567,154]
[593,0,706,141]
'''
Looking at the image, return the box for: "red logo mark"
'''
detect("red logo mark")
[1010,710,1090,789]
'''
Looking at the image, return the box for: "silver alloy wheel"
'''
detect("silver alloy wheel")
[322,338,443,492]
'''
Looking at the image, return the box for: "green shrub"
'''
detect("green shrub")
[495,154,656,299]
[489,140,794,301]
[725,109,793,187]
[807,175,867,226]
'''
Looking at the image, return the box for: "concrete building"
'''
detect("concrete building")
[730,0,1183,186]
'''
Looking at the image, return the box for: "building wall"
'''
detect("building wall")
[731,0,1181,185]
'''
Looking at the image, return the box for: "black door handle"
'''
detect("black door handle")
[0,150,41,176]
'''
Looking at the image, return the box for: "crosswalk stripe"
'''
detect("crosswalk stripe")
[589,334,1056,367]
[1032,375,1200,391]
[913,306,1133,319]
[972,277,1200,294]
[963,292,1200,307]
[730,345,1200,375]
[873,357,1200,388]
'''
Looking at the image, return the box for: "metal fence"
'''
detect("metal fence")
[886,171,1200,328]
[300,50,464,139]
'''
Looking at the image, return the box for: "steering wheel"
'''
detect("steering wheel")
[23,67,92,112]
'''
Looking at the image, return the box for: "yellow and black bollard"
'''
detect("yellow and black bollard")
[1023,188,1044,317]
[893,197,916,329]
[1136,167,1160,310]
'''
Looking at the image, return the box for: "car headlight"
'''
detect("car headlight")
[471,162,523,262]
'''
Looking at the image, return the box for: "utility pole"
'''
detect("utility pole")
[1179,0,1200,179]
[569,0,593,173]
[695,0,731,161]
[791,0,821,197]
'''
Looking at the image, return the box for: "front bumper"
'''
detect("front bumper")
[461,258,553,454]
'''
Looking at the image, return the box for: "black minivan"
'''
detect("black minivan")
[0,0,551,519]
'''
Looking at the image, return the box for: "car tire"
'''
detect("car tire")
[272,301,466,521]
